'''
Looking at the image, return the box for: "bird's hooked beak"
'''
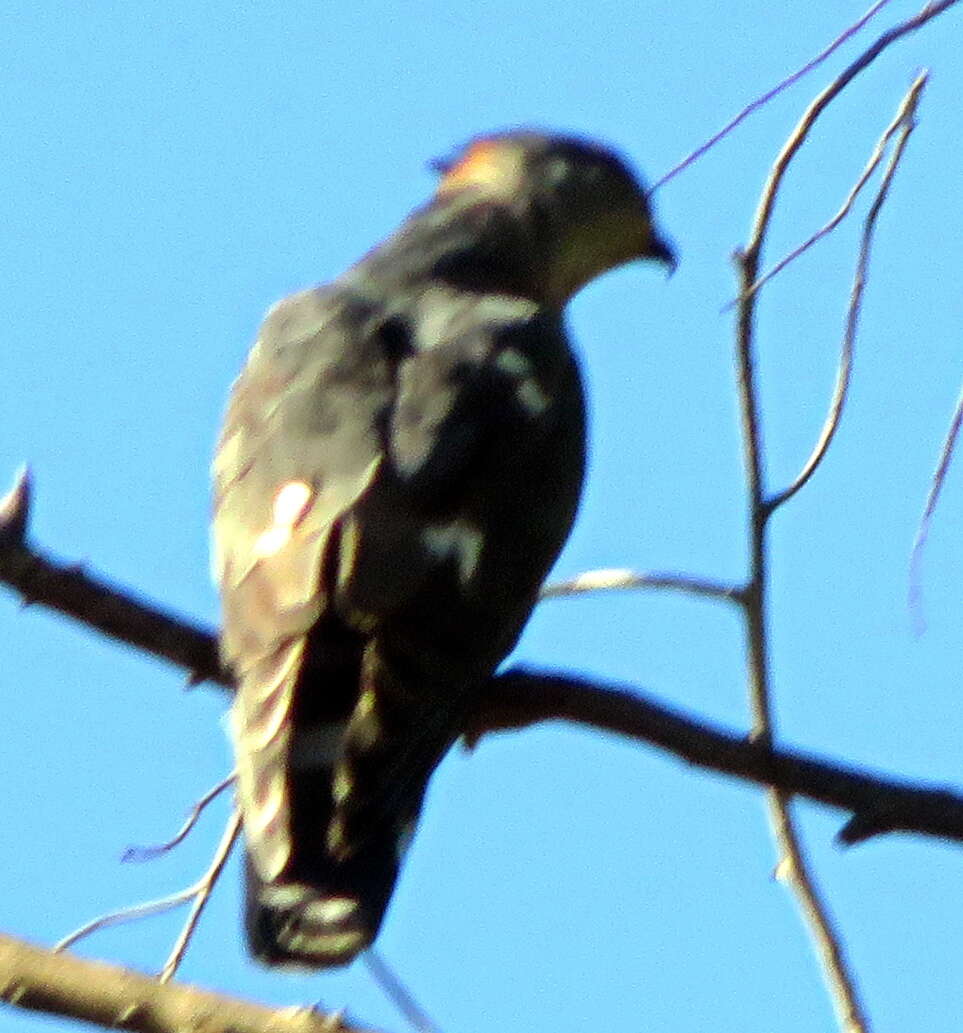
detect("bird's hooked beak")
[646,228,677,277]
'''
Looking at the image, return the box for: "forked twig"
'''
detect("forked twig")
[55,808,242,984]
[652,0,897,191]
[733,80,925,308]
[123,773,236,863]
[729,5,955,1029]
[768,73,927,513]
[159,811,242,982]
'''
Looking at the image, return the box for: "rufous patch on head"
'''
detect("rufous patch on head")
[436,140,524,197]
[253,480,313,558]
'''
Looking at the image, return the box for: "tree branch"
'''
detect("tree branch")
[474,669,963,846]
[0,468,230,689]
[0,933,379,1033]
[4,471,963,846]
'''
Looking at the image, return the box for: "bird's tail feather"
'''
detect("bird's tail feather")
[245,644,463,967]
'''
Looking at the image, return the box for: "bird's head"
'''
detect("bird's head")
[432,130,675,305]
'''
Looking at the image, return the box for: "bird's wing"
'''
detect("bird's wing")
[334,292,572,620]
[325,297,581,859]
[215,285,573,887]
[213,288,392,881]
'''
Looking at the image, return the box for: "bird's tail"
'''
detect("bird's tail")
[243,820,402,967]
[244,642,464,967]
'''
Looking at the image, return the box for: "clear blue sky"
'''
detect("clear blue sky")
[1,3,961,1031]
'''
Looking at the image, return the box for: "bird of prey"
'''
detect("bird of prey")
[212,130,673,967]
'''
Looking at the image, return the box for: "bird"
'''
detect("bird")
[211,129,673,968]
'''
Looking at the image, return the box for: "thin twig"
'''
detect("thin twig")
[744,0,958,265]
[363,950,442,1033]
[123,773,236,863]
[909,385,963,629]
[54,887,212,954]
[651,0,896,192]
[733,81,923,308]
[768,73,927,513]
[55,810,242,964]
[159,810,242,983]
[730,4,956,1027]
[540,567,740,603]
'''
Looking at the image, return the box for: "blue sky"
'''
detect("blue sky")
[1,2,961,1031]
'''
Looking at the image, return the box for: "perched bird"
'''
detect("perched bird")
[212,130,673,967]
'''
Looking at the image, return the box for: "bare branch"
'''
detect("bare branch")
[0,469,231,688]
[472,668,963,845]
[160,811,242,983]
[55,812,241,969]
[5,474,963,847]
[744,0,958,268]
[0,932,379,1033]
[541,567,740,603]
[909,385,963,628]
[735,76,925,307]
[768,73,927,513]
[123,774,236,863]
[727,4,959,1025]
[651,0,897,192]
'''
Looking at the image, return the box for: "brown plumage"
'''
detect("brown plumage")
[212,130,673,966]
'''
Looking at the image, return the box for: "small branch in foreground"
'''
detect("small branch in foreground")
[541,567,740,604]
[0,932,378,1033]
[732,72,926,311]
[363,950,443,1033]
[54,812,241,974]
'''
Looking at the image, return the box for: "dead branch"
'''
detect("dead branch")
[727,2,958,1023]
[4,473,963,845]
[651,0,897,192]
[0,932,379,1033]
[0,468,230,689]
[909,385,963,628]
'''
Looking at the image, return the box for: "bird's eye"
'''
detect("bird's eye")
[544,156,572,186]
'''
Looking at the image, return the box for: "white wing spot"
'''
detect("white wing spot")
[253,480,314,557]
[252,525,290,558]
[423,521,484,584]
[273,480,313,524]
[495,348,532,376]
[516,378,551,416]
